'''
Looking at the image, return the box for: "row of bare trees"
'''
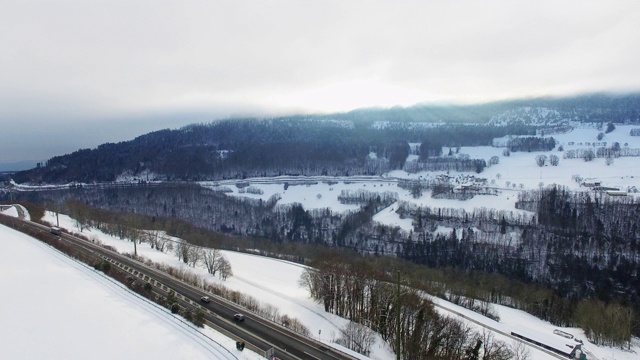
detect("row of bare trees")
[575,299,633,349]
[63,199,234,280]
[29,186,639,347]
[299,252,527,359]
[176,242,232,279]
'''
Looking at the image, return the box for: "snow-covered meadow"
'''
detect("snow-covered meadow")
[2,125,640,360]
[0,215,265,360]
[204,125,640,234]
[2,205,638,360]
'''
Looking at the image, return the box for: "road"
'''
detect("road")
[8,216,358,360]
[5,211,597,360]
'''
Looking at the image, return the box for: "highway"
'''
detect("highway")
[6,216,358,360]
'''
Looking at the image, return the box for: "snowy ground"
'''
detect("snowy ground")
[0,220,265,360]
[37,210,380,360]
[198,125,640,234]
[3,125,640,360]
[2,207,637,360]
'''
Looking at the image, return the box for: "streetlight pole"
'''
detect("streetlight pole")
[55,202,60,227]
[132,213,138,257]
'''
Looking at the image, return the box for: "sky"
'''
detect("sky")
[2,0,640,165]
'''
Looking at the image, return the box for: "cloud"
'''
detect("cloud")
[1,0,640,161]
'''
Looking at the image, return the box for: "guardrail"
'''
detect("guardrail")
[3,215,358,360]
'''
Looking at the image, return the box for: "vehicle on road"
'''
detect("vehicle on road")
[200,296,211,303]
[234,313,245,322]
[50,226,61,235]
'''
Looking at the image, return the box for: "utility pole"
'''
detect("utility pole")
[396,270,401,360]
[132,214,138,257]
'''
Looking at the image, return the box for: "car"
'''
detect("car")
[200,296,211,303]
[233,313,245,322]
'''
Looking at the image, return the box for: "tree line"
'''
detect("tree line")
[300,251,527,359]
[11,120,533,183]
[10,182,639,347]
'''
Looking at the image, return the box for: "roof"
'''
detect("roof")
[510,326,579,356]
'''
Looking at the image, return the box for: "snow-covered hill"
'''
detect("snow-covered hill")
[3,123,640,360]
[0,220,264,360]
[3,207,638,360]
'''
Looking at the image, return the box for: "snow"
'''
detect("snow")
[2,205,639,360]
[191,125,640,234]
[0,221,265,360]
[203,180,369,213]
[36,210,383,360]
[4,125,640,360]
[372,202,413,230]
[1,204,18,217]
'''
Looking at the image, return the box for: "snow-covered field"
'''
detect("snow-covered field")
[2,206,638,360]
[0,217,265,360]
[3,125,640,360]
[201,125,640,233]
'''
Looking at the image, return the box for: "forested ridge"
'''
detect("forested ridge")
[13,119,528,183]
[16,181,640,348]
[5,93,640,356]
[11,93,640,184]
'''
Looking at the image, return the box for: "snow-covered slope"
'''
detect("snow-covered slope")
[0,218,264,360]
[2,207,639,359]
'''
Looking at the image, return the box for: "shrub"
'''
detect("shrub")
[193,308,205,328]
[583,149,595,162]
[92,259,111,273]
[605,122,616,133]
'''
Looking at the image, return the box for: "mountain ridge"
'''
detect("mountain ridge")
[8,93,640,184]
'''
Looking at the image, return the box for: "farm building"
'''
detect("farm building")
[605,190,628,196]
[581,180,601,187]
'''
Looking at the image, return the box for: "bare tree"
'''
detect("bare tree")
[298,267,320,297]
[202,248,224,275]
[187,246,202,267]
[509,340,531,360]
[218,257,232,280]
[605,156,614,166]
[66,200,89,232]
[583,148,595,162]
[535,154,547,167]
[479,329,513,360]
[141,230,169,251]
[156,233,169,252]
[549,154,559,166]
[334,321,376,356]
[175,240,190,264]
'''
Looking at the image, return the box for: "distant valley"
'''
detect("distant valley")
[2,93,640,357]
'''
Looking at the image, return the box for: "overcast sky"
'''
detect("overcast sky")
[2,0,640,164]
